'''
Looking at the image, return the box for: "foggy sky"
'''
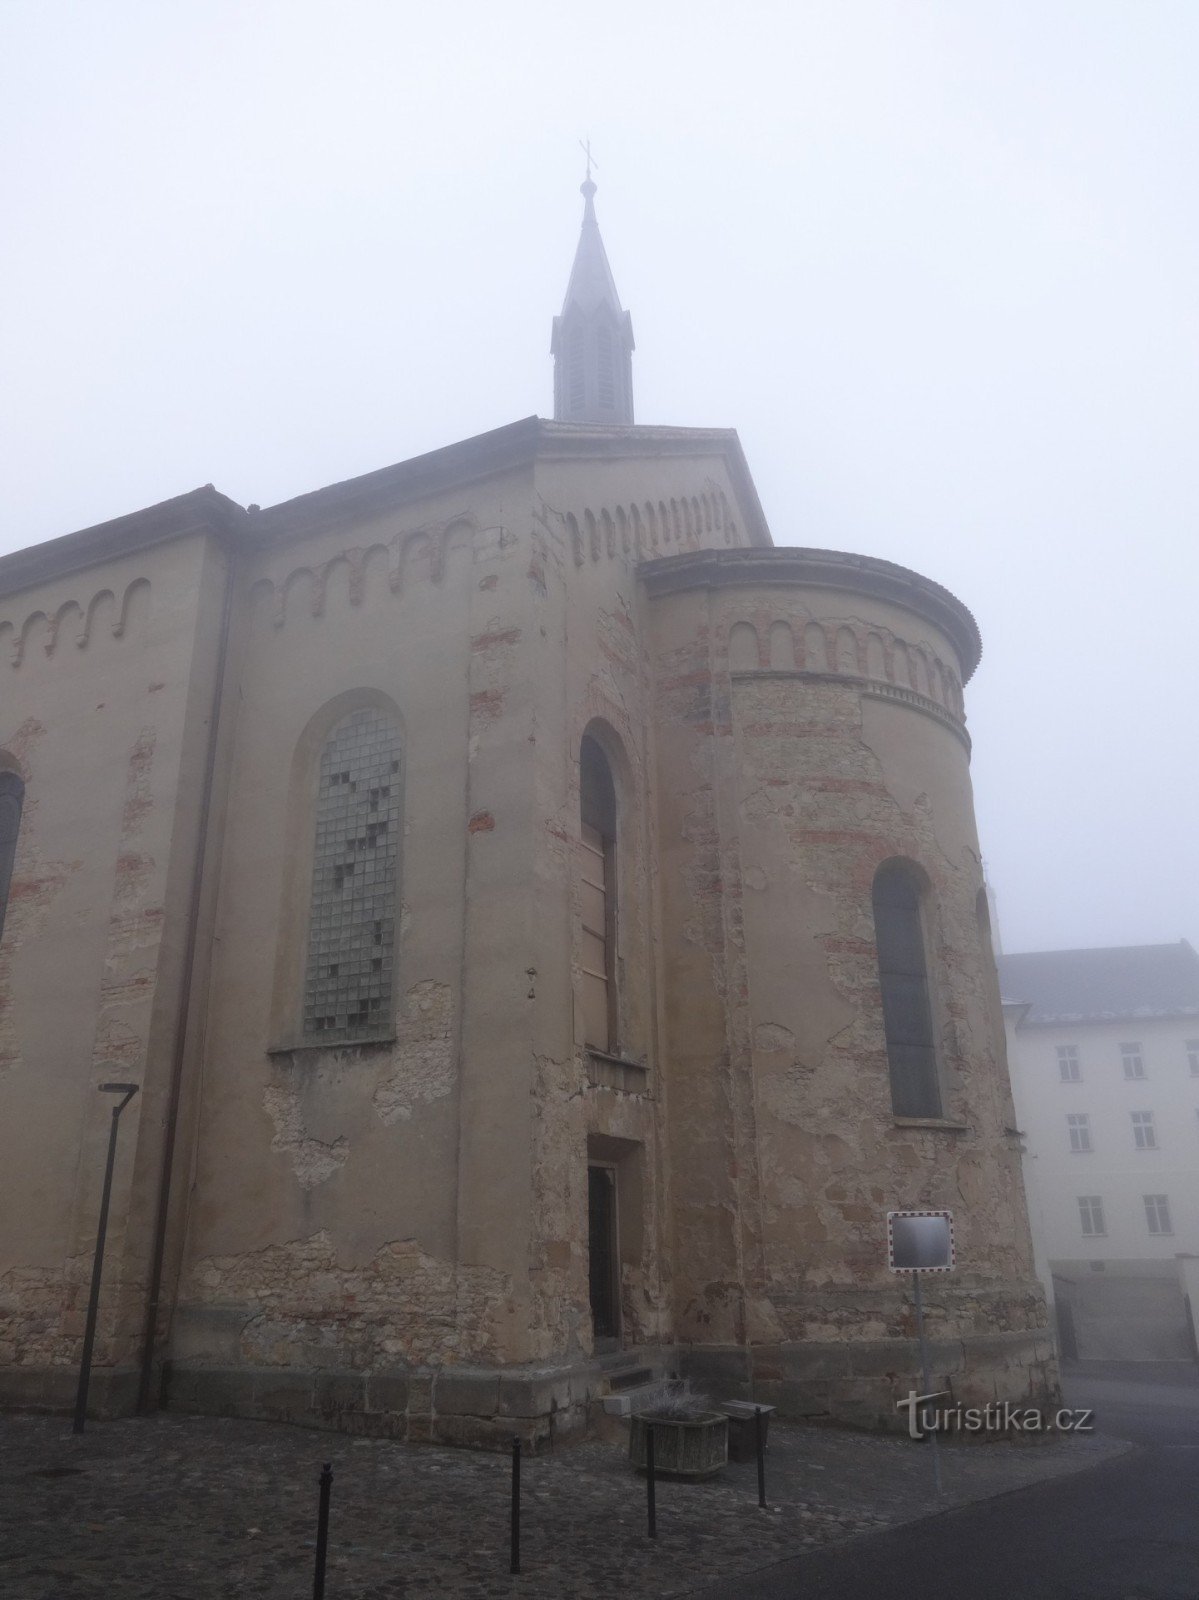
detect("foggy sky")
[1,0,1195,956]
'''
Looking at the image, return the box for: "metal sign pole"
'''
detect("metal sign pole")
[912,1268,943,1497]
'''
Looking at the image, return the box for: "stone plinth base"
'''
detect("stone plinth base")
[0,1364,140,1418]
[0,1330,1059,1444]
[153,1346,679,1450]
[680,1330,1060,1432]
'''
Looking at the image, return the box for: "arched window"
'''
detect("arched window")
[579,735,618,1053]
[872,863,941,1117]
[302,708,402,1042]
[0,770,24,949]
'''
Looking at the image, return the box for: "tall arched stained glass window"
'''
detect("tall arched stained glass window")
[871,862,942,1118]
[0,771,24,949]
[302,709,402,1042]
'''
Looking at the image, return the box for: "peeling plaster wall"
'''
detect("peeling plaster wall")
[648,571,1056,1426]
[519,448,753,1369]
[0,535,230,1401]
[172,472,534,1380]
[171,445,755,1393]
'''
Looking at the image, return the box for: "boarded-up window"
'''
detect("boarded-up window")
[302,709,402,1042]
[0,771,24,949]
[579,736,617,1052]
[872,863,941,1118]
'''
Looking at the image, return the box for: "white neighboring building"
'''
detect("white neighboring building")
[999,942,1199,1363]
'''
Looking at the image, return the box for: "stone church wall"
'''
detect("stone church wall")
[169,471,535,1409]
[0,426,1056,1443]
[645,554,1057,1428]
[0,529,231,1412]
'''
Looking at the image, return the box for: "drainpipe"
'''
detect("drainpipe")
[137,532,238,1411]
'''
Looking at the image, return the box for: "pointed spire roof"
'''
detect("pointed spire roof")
[560,176,626,318]
[551,167,636,425]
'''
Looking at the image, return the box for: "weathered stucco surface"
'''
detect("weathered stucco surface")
[646,564,1054,1425]
[0,532,231,1408]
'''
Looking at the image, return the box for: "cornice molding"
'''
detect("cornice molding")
[0,487,246,604]
[641,546,982,682]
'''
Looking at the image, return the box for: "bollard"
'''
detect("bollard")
[646,1423,657,1539]
[313,1462,332,1600]
[510,1435,521,1575]
[755,1405,767,1508]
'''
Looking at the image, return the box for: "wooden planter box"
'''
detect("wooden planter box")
[628,1412,728,1479]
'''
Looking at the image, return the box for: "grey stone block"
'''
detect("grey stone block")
[0,1366,76,1412]
[759,1377,832,1417]
[496,1373,572,1418]
[434,1370,500,1417]
[678,1346,752,1395]
[961,1331,1043,1367]
[314,1371,365,1418]
[89,1367,140,1418]
[168,1307,246,1365]
[828,1375,909,1431]
[253,1374,315,1422]
[166,1365,258,1417]
[431,1412,521,1450]
[366,1373,410,1414]
[407,1374,434,1416]
[845,1338,963,1379]
[776,1343,853,1382]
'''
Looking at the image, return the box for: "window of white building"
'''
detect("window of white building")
[1057,1044,1081,1083]
[1144,1194,1173,1235]
[1131,1110,1158,1150]
[1066,1113,1092,1153]
[1121,1042,1146,1080]
[1078,1196,1106,1236]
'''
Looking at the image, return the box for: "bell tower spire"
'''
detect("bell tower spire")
[551,161,635,425]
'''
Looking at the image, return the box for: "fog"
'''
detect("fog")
[2,0,1195,954]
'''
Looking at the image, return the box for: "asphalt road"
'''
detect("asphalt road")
[689,1362,1199,1600]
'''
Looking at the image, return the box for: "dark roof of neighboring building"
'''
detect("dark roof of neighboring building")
[998,942,1199,1025]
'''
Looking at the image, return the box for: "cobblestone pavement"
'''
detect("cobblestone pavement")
[0,1411,1127,1599]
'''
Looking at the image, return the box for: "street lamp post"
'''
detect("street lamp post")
[72,1082,138,1435]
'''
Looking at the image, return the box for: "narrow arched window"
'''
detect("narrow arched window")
[0,771,24,949]
[302,708,402,1042]
[579,735,618,1053]
[872,863,941,1117]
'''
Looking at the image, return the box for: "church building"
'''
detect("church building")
[0,179,1057,1442]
